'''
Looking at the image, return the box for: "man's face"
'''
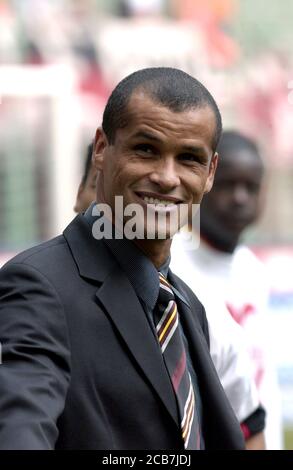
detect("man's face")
[74,165,97,213]
[93,91,218,238]
[200,148,264,243]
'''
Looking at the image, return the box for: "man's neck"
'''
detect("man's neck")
[201,231,238,254]
[133,239,172,269]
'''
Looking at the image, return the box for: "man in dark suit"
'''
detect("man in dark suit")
[0,67,245,450]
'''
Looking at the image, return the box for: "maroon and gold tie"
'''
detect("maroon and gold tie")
[154,272,200,449]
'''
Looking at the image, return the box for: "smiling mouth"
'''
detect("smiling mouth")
[135,192,183,207]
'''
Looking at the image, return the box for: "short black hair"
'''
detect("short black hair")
[102,67,222,152]
[81,142,94,185]
[218,131,262,164]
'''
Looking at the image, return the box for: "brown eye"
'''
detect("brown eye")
[134,144,156,155]
[178,154,201,163]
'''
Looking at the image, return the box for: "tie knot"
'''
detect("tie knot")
[158,272,175,305]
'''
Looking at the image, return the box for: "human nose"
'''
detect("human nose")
[149,158,180,191]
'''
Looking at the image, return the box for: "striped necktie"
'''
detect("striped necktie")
[154,272,200,450]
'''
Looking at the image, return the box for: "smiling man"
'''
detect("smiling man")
[0,68,244,450]
[93,87,218,252]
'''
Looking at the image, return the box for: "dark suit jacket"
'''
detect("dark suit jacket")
[0,215,245,450]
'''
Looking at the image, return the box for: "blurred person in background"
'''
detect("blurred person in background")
[0,67,245,450]
[74,140,266,450]
[73,142,96,213]
[171,130,283,449]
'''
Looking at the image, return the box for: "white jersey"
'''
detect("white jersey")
[171,233,283,449]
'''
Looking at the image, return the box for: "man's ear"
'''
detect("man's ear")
[204,152,218,194]
[92,128,108,171]
[73,182,85,213]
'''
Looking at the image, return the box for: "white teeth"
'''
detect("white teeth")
[142,196,176,207]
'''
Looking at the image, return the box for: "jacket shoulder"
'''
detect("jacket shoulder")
[2,236,66,265]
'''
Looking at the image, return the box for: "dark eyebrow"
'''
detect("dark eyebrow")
[132,131,162,143]
[180,145,206,154]
[180,145,210,160]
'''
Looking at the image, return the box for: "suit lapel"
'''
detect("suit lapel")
[64,217,179,426]
[96,263,179,427]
